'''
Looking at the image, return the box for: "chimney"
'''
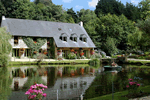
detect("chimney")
[79,21,83,27]
[2,16,6,20]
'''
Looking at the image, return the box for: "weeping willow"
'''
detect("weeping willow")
[0,27,12,67]
[0,67,12,100]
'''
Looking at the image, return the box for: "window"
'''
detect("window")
[60,36,62,40]
[80,37,82,41]
[83,38,87,42]
[70,34,77,42]
[14,36,18,44]
[64,37,67,42]
[70,37,73,40]
[80,34,87,42]
[60,33,68,42]
[74,37,77,42]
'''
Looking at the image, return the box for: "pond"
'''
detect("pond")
[0,65,150,100]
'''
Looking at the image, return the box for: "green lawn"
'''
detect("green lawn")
[8,59,90,66]
[88,85,150,100]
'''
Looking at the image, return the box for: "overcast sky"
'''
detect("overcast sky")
[30,0,142,12]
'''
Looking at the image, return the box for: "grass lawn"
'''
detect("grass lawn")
[8,64,90,68]
[88,85,150,100]
[8,59,90,66]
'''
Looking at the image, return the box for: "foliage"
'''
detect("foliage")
[90,53,102,59]
[96,13,136,52]
[49,38,55,59]
[88,58,100,67]
[0,54,10,67]
[126,79,141,94]
[95,0,125,16]
[0,67,12,100]
[127,27,143,51]
[67,52,77,59]
[22,37,46,57]
[67,8,78,23]
[139,0,150,20]
[0,27,12,67]
[25,83,47,99]
[124,3,141,21]
[23,68,46,90]
[95,0,141,21]
[104,37,118,56]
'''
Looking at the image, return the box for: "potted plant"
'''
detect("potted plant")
[70,49,74,52]
[34,51,37,54]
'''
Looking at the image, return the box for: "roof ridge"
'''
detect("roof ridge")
[5,17,79,25]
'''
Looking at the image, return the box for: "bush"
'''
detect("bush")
[0,54,10,67]
[67,53,77,59]
[88,58,100,67]
[90,53,102,59]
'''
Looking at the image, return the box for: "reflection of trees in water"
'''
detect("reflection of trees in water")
[0,67,12,100]
[84,67,150,99]
[47,67,57,88]
[22,68,46,90]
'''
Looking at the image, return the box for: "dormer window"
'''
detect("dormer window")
[80,34,87,42]
[70,33,78,42]
[60,33,68,42]
[14,36,19,44]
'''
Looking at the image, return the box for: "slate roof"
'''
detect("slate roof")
[1,17,96,48]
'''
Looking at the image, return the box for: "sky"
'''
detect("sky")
[30,0,142,12]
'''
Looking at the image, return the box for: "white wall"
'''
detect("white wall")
[10,37,47,49]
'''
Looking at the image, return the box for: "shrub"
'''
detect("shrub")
[90,53,102,59]
[67,53,77,59]
[88,58,100,67]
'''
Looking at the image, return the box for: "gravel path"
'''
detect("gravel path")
[129,95,150,100]
[127,58,150,62]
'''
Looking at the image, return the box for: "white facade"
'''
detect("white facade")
[10,36,47,58]
[10,37,47,49]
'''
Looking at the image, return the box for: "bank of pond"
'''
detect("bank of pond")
[0,64,150,100]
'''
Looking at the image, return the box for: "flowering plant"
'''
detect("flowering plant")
[126,79,141,94]
[74,51,77,54]
[25,84,47,100]
[80,52,84,56]
[90,50,95,55]
[70,49,75,52]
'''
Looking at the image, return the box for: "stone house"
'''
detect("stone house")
[0,16,96,59]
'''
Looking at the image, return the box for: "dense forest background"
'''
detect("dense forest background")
[0,0,150,56]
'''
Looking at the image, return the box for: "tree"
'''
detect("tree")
[34,0,52,6]
[0,67,12,100]
[67,8,78,23]
[95,0,125,16]
[6,0,36,19]
[139,0,150,20]
[0,27,12,67]
[124,3,141,21]
[95,13,136,53]
[133,18,150,51]
[127,27,144,51]
[0,1,6,24]
[77,9,99,47]
[104,37,118,55]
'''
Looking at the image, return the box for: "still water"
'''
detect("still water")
[0,65,150,100]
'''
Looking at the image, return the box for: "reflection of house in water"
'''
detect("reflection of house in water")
[9,66,97,100]
[8,66,47,90]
